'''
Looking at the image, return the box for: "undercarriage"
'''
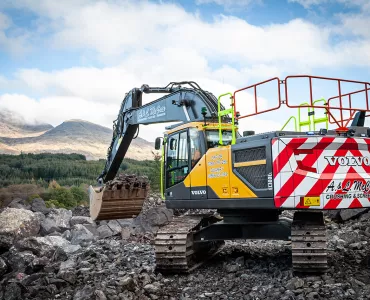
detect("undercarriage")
[154,210,328,274]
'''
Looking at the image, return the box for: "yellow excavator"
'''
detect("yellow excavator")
[90,76,370,273]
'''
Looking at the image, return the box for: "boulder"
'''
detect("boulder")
[339,208,368,221]
[58,258,77,284]
[325,210,340,221]
[132,207,174,234]
[70,216,94,227]
[53,243,82,261]
[40,208,72,235]
[117,219,134,227]
[286,277,305,290]
[3,283,22,300]
[70,224,95,246]
[96,225,114,239]
[107,220,122,235]
[3,248,36,272]
[31,198,50,215]
[84,224,98,236]
[145,207,173,227]
[0,208,41,249]
[0,257,7,276]
[359,211,370,221]
[62,230,72,241]
[74,286,94,300]
[15,236,71,258]
[7,198,29,210]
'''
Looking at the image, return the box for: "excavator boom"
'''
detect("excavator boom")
[100,82,223,183]
[90,81,226,220]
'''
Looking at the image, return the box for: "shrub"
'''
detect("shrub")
[45,199,66,209]
[49,187,76,209]
[27,193,41,203]
[70,186,88,205]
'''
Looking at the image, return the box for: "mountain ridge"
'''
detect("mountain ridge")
[0,110,54,138]
[0,116,154,160]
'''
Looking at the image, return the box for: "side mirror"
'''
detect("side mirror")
[243,131,255,137]
[170,139,177,150]
[154,137,162,150]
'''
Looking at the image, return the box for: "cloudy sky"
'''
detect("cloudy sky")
[0,0,370,141]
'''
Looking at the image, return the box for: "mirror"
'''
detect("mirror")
[243,130,255,137]
[154,137,162,150]
[170,139,177,150]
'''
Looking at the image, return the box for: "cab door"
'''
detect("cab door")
[164,130,191,200]
[188,128,208,200]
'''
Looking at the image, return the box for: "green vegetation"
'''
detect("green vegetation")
[0,152,160,189]
[0,152,161,208]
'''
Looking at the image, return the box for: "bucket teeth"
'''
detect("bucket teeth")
[89,174,149,221]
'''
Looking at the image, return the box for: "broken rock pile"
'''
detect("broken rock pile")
[0,194,370,300]
[0,194,173,300]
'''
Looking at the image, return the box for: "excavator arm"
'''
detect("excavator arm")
[99,81,222,184]
[90,81,224,220]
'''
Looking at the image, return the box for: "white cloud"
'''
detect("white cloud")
[195,0,259,9]
[0,59,286,141]
[288,0,370,9]
[0,75,8,86]
[0,94,117,128]
[1,0,370,142]
[0,12,10,30]
[0,12,29,56]
[287,0,328,8]
[3,0,369,68]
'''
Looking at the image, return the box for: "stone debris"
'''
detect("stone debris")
[40,208,72,235]
[104,174,149,192]
[0,208,41,249]
[0,195,369,299]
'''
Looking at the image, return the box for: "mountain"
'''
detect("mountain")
[0,117,155,160]
[0,110,54,138]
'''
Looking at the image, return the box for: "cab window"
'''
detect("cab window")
[205,130,233,148]
[189,128,202,167]
[166,131,189,188]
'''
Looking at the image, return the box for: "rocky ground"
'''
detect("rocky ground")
[0,195,369,300]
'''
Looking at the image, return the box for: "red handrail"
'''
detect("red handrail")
[327,87,370,124]
[233,77,281,120]
[233,74,370,128]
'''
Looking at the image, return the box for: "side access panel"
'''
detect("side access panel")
[272,136,370,209]
[231,138,274,199]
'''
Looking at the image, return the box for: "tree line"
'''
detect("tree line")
[0,153,161,191]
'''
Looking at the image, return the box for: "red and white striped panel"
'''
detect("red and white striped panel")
[272,136,370,210]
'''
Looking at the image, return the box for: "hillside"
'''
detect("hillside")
[0,116,154,160]
[0,110,53,138]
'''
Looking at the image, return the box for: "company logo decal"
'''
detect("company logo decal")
[324,156,370,166]
[191,190,206,195]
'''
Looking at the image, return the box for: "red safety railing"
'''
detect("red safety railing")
[233,77,281,119]
[233,75,370,129]
[327,87,370,126]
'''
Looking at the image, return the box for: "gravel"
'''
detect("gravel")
[0,196,369,300]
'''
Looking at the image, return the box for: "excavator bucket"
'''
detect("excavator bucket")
[89,174,150,221]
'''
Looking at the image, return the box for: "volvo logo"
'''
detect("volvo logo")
[324,156,370,166]
[191,190,206,195]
